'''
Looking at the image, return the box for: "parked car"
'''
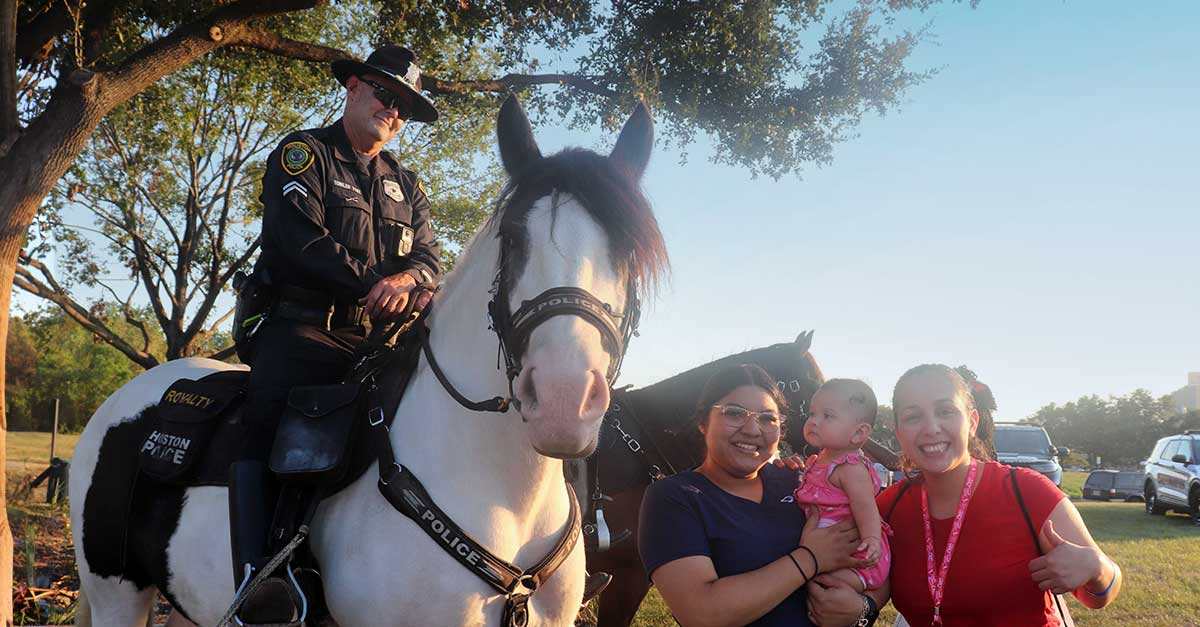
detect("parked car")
[993,423,1067,486]
[1082,470,1143,501]
[1143,431,1200,523]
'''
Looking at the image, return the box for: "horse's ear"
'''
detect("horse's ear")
[609,101,653,180]
[497,95,542,177]
[794,330,814,353]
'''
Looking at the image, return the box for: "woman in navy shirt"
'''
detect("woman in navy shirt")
[639,364,889,626]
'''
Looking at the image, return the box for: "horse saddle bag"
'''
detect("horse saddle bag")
[139,372,246,483]
[269,382,363,485]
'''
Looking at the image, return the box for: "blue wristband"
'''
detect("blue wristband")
[1084,567,1116,597]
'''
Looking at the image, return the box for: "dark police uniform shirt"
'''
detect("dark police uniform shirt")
[257,119,440,301]
[638,464,814,627]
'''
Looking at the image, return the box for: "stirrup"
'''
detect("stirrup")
[232,564,307,627]
[581,571,613,605]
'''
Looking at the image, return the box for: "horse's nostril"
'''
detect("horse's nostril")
[520,367,539,408]
[583,369,609,415]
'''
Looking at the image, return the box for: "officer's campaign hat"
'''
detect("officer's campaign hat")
[332,45,439,123]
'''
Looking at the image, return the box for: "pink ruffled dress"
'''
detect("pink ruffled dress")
[793,452,892,590]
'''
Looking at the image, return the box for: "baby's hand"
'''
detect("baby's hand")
[771,454,805,471]
[857,536,883,566]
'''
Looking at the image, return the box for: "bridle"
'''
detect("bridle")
[488,251,640,406]
[421,229,641,415]
[385,216,641,626]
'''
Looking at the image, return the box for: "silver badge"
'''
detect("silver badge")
[383,180,404,202]
[400,225,414,255]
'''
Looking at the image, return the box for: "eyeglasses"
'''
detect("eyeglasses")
[360,78,414,120]
[712,404,785,431]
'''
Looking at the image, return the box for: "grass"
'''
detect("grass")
[627,500,1200,626]
[1061,470,1087,500]
[7,443,1193,626]
[6,431,81,465]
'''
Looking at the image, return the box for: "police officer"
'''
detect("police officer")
[229,45,440,623]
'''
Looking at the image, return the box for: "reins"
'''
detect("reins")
[364,241,641,626]
[417,321,511,413]
[370,312,585,627]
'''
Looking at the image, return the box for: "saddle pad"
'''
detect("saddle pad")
[139,370,249,484]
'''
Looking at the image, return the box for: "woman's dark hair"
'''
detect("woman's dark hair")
[892,363,993,466]
[690,364,792,454]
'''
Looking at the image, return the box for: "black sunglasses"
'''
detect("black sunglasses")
[360,77,414,120]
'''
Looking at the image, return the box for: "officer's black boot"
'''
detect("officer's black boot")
[229,460,299,626]
[582,571,612,604]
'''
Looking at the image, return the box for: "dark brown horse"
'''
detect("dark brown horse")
[579,332,898,627]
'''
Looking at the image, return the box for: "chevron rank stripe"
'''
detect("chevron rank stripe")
[282,181,308,198]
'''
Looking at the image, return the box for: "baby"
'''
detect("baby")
[794,378,891,592]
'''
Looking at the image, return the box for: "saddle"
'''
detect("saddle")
[113,328,423,626]
[134,321,422,494]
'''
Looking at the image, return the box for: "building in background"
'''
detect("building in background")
[1171,372,1200,413]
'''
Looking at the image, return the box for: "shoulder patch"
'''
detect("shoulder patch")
[417,179,427,196]
[281,141,315,176]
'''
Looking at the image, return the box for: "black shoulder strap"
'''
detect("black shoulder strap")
[1011,469,1074,625]
[884,477,915,524]
[1010,467,1042,555]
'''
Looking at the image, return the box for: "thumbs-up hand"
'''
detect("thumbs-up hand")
[1043,518,1068,548]
[1028,519,1102,595]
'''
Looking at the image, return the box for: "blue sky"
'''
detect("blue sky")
[16,1,1196,421]
[531,1,1200,419]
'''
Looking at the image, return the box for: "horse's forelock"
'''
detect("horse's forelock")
[493,148,669,298]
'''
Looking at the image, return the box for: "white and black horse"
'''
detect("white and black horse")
[69,95,668,627]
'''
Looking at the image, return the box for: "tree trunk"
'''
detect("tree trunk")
[0,224,17,627]
[0,77,108,627]
[1,0,17,619]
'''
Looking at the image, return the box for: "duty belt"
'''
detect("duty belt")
[273,284,365,330]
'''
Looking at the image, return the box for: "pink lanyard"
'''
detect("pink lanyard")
[921,460,979,626]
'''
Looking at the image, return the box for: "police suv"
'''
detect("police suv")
[1143,431,1200,523]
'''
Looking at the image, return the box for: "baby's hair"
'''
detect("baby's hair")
[816,378,878,428]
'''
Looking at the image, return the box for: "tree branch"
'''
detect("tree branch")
[182,236,259,340]
[99,122,183,249]
[424,73,621,100]
[204,305,237,339]
[124,308,153,354]
[203,343,239,363]
[226,25,351,63]
[13,0,70,66]
[98,0,326,108]
[14,254,159,369]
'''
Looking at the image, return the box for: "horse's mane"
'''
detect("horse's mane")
[491,148,669,297]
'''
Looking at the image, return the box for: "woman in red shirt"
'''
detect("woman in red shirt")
[875,364,1122,626]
